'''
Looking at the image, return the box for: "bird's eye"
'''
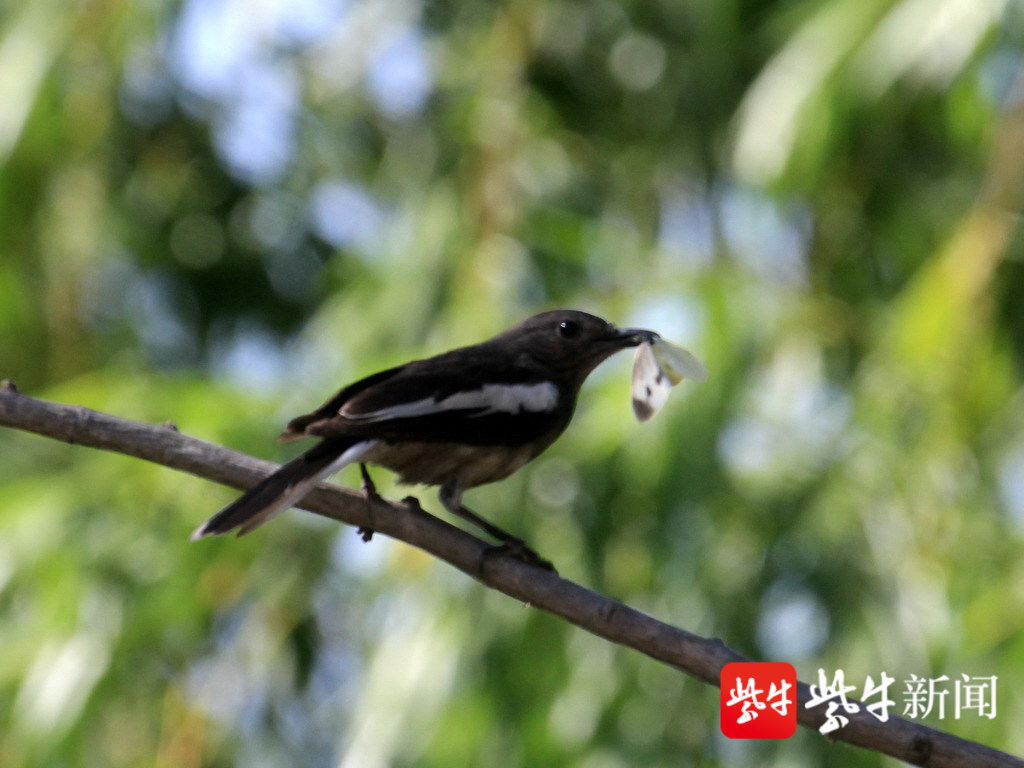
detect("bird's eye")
[558,320,580,339]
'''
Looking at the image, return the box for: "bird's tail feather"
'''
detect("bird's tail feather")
[191,438,369,540]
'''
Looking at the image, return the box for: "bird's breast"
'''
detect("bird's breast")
[361,440,536,489]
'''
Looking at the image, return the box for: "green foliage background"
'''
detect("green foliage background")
[2,0,1023,765]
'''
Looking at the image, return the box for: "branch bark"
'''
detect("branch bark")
[0,381,1019,767]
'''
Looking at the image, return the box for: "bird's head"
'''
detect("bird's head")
[498,310,659,389]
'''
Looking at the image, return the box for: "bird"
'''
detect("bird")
[191,309,659,566]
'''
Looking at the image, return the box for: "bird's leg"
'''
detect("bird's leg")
[439,483,555,572]
[357,463,379,542]
[359,463,380,499]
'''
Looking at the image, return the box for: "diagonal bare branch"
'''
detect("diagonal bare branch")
[0,380,1020,768]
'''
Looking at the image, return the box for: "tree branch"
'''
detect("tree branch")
[0,381,1019,767]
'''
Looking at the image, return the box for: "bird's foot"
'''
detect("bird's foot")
[483,540,557,574]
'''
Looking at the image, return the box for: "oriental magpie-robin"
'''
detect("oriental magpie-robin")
[191,310,659,565]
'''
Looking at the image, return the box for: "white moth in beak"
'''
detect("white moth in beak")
[631,338,707,421]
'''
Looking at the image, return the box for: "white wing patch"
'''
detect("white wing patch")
[341,381,560,422]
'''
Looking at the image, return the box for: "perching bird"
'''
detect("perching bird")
[191,309,659,565]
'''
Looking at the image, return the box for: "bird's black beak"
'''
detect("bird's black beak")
[613,327,660,348]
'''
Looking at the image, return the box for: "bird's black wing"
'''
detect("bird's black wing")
[299,352,572,448]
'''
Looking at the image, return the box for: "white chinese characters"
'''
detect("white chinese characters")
[805,669,997,734]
